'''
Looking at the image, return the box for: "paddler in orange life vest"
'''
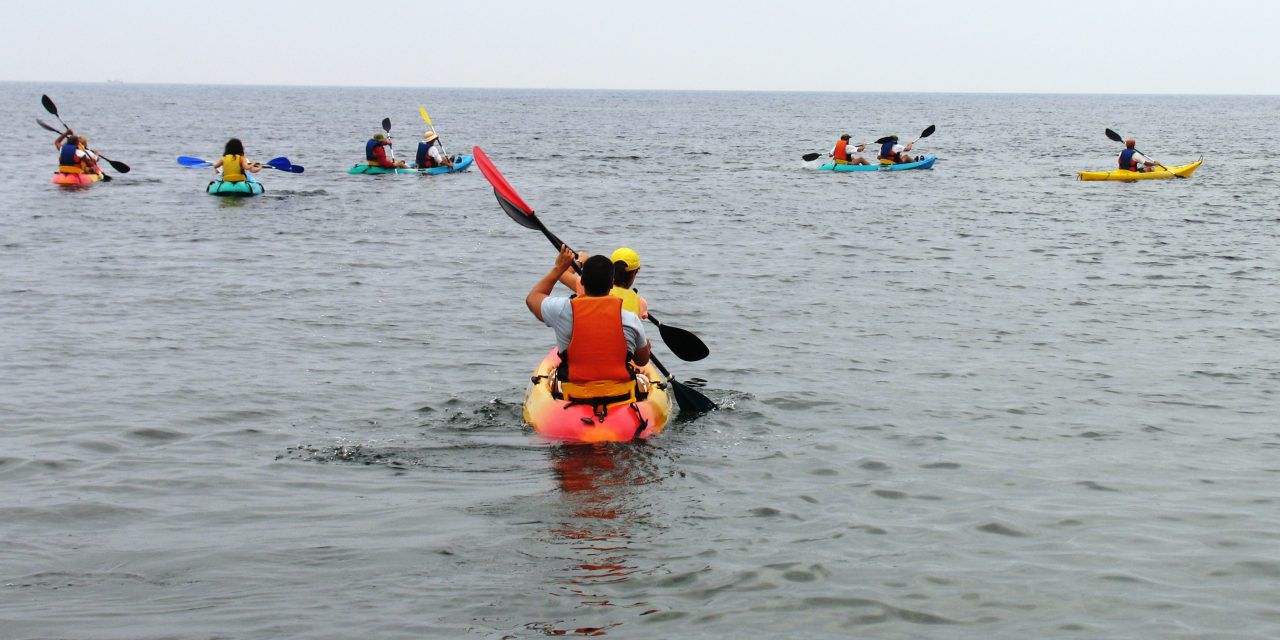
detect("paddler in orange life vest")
[212,138,262,182]
[877,135,920,165]
[1118,139,1156,173]
[527,245,653,402]
[557,247,650,319]
[366,133,408,169]
[832,134,871,166]
[53,131,101,175]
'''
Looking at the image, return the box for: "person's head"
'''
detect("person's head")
[224,138,245,156]
[610,247,641,288]
[839,133,851,141]
[1125,139,1136,149]
[373,133,386,142]
[580,255,614,296]
[423,131,438,143]
[76,135,88,146]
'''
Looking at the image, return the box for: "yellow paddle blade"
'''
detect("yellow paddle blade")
[419,106,432,126]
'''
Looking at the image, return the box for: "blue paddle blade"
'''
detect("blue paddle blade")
[265,156,290,167]
[287,164,304,174]
[177,156,212,168]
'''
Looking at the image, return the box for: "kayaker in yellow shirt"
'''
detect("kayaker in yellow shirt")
[558,247,650,319]
[213,138,262,182]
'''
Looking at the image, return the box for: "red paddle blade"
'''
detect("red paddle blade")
[473,146,534,216]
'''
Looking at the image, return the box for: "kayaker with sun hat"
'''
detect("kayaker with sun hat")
[415,131,453,170]
[878,135,920,165]
[365,133,407,169]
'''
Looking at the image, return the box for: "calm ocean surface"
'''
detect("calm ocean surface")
[2,83,1279,639]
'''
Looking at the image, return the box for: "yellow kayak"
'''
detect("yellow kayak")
[523,348,672,442]
[1078,159,1202,181]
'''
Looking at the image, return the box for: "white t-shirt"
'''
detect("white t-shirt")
[539,296,647,353]
[426,144,444,163]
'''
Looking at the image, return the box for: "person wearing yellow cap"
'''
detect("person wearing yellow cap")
[557,246,650,319]
[415,131,453,170]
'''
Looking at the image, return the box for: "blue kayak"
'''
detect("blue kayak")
[207,175,263,196]
[817,155,936,172]
[347,154,474,175]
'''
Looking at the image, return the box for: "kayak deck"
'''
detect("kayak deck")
[207,176,264,196]
[1078,159,1202,181]
[523,348,672,443]
[817,155,936,172]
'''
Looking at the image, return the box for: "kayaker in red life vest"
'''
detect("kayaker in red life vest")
[53,131,101,175]
[415,131,453,169]
[557,247,650,319]
[877,136,920,165]
[528,245,653,396]
[832,134,870,166]
[366,133,407,169]
[1118,139,1156,173]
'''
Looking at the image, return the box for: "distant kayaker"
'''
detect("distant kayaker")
[54,131,101,175]
[832,134,871,166]
[415,131,453,170]
[366,133,407,169]
[878,136,920,165]
[1119,139,1156,173]
[213,138,262,182]
[528,245,653,403]
[558,247,650,319]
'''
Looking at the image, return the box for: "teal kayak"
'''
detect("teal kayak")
[207,176,263,196]
[347,154,474,175]
[817,155,937,172]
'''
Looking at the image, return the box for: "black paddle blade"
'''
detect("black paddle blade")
[874,135,896,145]
[801,152,822,162]
[41,94,58,116]
[919,124,936,139]
[1105,128,1124,143]
[106,159,130,173]
[381,117,391,132]
[656,322,709,361]
[496,190,540,230]
[670,378,717,414]
[36,118,63,134]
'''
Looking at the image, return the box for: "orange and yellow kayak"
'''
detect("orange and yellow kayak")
[51,171,103,185]
[523,348,672,442]
[1078,159,1202,181]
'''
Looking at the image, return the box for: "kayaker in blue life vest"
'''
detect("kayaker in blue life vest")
[1118,139,1156,173]
[528,245,653,388]
[832,134,871,166]
[53,131,101,175]
[366,133,407,169]
[415,131,453,170]
[878,136,920,165]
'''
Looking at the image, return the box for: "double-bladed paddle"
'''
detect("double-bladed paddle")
[381,117,397,163]
[1104,128,1182,178]
[419,106,451,158]
[37,112,131,174]
[472,145,716,415]
[177,155,304,173]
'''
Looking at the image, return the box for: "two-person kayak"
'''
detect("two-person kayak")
[523,348,672,443]
[1077,159,1202,181]
[347,154,474,175]
[817,155,937,172]
[51,171,105,185]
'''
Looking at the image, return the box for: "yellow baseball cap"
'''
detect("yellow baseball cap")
[610,247,640,271]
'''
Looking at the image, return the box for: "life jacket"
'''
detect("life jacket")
[833,139,849,164]
[221,154,246,182]
[558,296,634,401]
[610,286,643,316]
[879,141,898,163]
[59,143,80,167]
[365,139,386,166]
[416,141,438,168]
[1118,148,1138,170]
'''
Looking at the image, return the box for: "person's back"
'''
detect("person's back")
[221,154,246,182]
[527,247,651,403]
[57,140,83,174]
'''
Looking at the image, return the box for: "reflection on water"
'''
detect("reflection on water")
[530,444,673,635]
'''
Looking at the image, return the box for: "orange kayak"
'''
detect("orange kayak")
[523,348,672,442]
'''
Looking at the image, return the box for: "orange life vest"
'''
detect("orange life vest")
[563,296,631,383]
[833,139,849,164]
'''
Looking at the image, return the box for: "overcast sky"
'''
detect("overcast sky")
[3,0,1276,94]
